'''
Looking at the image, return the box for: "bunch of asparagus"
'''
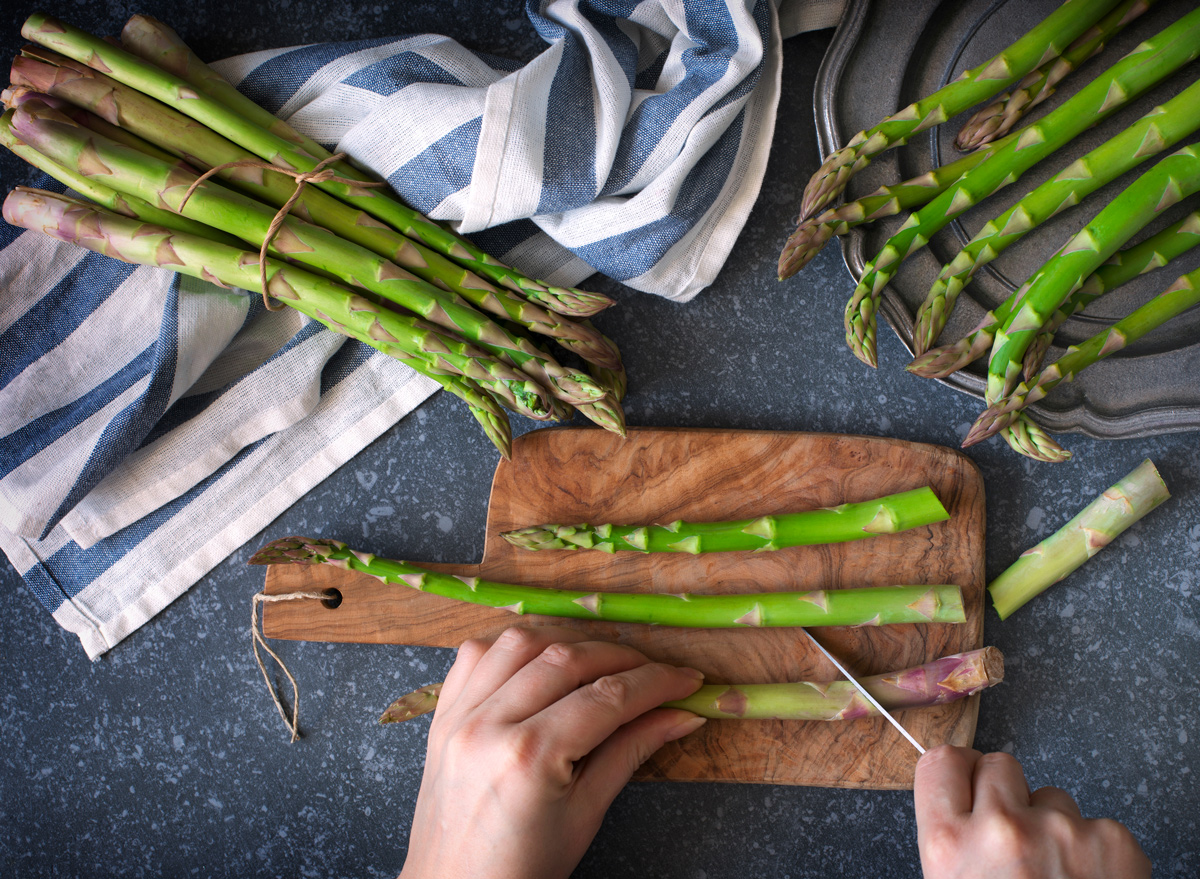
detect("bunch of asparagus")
[0,14,631,460]
[779,1,1200,461]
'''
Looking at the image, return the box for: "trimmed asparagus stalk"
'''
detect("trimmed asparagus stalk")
[989,459,1169,618]
[35,11,614,319]
[844,11,1200,367]
[797,0,1125,220]
[906,209,1200,379]
[778,133,1015,279]
[8,99,565,420]
[954,0,1154,151]
[985,144,1200,408]
[967,266,1200,444]
[500,486,948,553]
[250,536,967,627]
[380,647,1004,723]
[0,187,536,434]
[0,109,242,246]
[9,49,622,376]
[914,76,1200,355]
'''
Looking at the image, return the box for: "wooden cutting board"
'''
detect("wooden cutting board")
[262,426,986,789]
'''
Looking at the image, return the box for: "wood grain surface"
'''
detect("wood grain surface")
[262,426,986,789]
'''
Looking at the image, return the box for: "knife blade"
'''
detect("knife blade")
[800,628,926,755]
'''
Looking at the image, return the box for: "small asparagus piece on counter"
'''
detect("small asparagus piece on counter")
[501,486,948,553]
[967,266,1200,445]
[380,647,1004,723]
[989,460,1169,619]
[796,0,1125,220]
[250,537,967,627]
[954,0,1154,151]
[914,76,1200,355]
[86,11,616,318]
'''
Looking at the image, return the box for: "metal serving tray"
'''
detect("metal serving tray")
[814,0,1200,440]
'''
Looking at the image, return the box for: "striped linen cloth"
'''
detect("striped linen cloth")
[0,0,843,658]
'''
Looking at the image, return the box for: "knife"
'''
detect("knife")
[800,628,926,755]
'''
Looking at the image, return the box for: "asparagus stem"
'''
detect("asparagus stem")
[1,187,536,431]
[968,266,1200,444]
[249,536,967,627]
[989,460,1169,618]
[985,144,1200,408]
[906,209,1200,380]
[844,11,1200,367]
[9,49,622,376]
[380,647,1004,723]
[797,0,1126,220]
[777,133,1014,279]
[954,0,1154,151]
[500,487,949,553]
[914,76,1200,355]
[9,98,564,419]
[33,11,614,319]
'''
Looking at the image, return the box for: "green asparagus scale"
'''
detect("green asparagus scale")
[778,133,1013,279]
[8,49,623,377]
[914,76,1200,355]
[250,536,967,627]
[25,12,615,320]
[8,99,568,420]
[989,459,1169,619]
[0,187,537,434]
[907,209,1200,379]
[969,265,1200,444]
[982,144,1200,418]
[500,486,948,553]
[796,0,1125,220]
[954,0,1154,151]
[843,11,1200,367]
[380,647,1005,723]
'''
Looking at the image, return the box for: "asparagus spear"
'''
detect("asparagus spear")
[989,459,1169,618]
[380,647,1004,723]
[797,0,1125,220]
[914,76,1200,355]
[844,11,1200,367]
[0,108,243,246]
[250,536,967,627]
[31,11,616,319]
[422,373,513,460]
[500,486,948,553]
[778,133,1013,280]
[967,265,1200,445]
[1000,416,1073,463]
[984,144,1200,409]
[906,209,1200,379]
[8,99,570,419]
[8,50,622,374]
[1,187,536,433]
[955,0,1155,151]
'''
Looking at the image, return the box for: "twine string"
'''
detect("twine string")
[177,153,386,310]
[251,589,338,742]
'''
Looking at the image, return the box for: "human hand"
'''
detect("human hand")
[914,745,1151,879]
[399,626,707,879]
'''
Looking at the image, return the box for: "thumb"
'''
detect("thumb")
[573,708,707,809]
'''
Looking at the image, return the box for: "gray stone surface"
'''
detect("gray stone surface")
[1,4,1198,878]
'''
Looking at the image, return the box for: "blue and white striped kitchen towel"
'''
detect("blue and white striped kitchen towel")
[0,0,844,658]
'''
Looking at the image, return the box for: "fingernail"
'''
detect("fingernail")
[665,714,707,742]
[679,667,705,680]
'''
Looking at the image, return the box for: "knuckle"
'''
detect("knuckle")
[493,626,538,652]
[587,672,633,710]
[919,823,962,865]
[538,641,584,668]
[502,725,547,773]
[977,751,1021,771]
[978,809,1033,852]
[456,637,489,662]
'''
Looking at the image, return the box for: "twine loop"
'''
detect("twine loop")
[178,153,386,310]
[251,589,339,742]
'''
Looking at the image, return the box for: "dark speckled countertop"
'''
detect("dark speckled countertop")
[1,3,1198,877]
